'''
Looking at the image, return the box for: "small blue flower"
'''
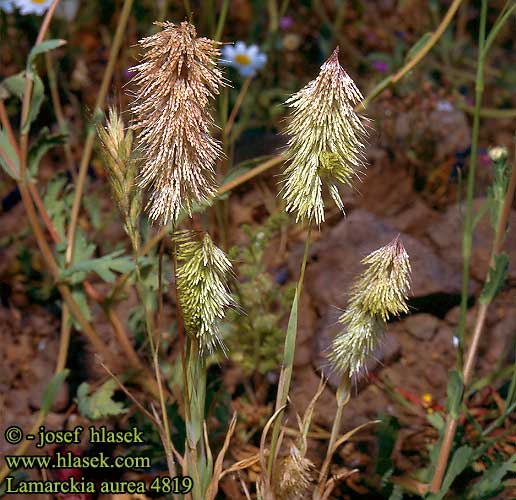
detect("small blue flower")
[221,41,267,78]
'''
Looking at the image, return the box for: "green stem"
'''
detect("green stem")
[430,1,488,492]
[267,221,313,476]
[267,0,279,34]
[185,339,205,499]
[213,0,229,42]
[327,375,350,462]
[456,0,487,372]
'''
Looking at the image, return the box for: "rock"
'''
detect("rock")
[427,108,470,161]
[403,314,440,341]
[341,154,416,218]
[386,198,440,238]
[423,362,450,389]
[426,198,516,282]
[394,106,470,163]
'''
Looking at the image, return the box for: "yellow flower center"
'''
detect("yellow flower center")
[234,54,251,66]
[31,0,47,3]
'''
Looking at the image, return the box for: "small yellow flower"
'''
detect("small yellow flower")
[422,393,433,407]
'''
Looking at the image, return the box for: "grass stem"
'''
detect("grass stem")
[267,221,313,476]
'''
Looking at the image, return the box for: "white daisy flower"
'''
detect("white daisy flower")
[11,0,52,15]
[221,41,267,78]
[0,0,15,13]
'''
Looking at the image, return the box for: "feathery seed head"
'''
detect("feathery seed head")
[350,236,411,321]
[175,231,236,356]
[97,108,141,243]
[274,445,314,500]
[328,313,385,378]
[281,47,368,224]
[129,21,224,225]
[328,237,411,377]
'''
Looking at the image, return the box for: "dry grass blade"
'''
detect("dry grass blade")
[299,376,327,450]
[391,475,429,496]
[320,468,359,500]
[219,453,260,479]
[205,412,238,500]
[259,404,287,491]
[239,473,253,500]
[317,420,380,494]
[204,421,214,474]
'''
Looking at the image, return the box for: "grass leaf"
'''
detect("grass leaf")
[41,369,70,415]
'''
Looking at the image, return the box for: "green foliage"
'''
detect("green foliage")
[28,127,67,177]
[486,153,510,231]
[43,173,73,240]
[26,39,66,72]
[466,453,516,499]
[376,414,400,480]
[479,253,509,305]
[61,249,134,284]
[445,370,464,419]
[223,213,294,374]
[0,127,20,179]
[2,71,45,133]
[389,485,403,500]
[405,32,433,62]
[76,379,127,420]
[41,369,70,415]
[427,445,474,500]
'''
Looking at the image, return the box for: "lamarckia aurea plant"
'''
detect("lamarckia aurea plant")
[329,236,411,378]
[281,46,368,225]
[129,21,224,225]
[174,230,236,356]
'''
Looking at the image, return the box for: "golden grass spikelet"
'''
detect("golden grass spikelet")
[347,235,411,322]
[274,445,314,500]
[175,231,235,355]
[328,237,411,377]
[129,21,224,225]
[97,108,141,244]
[281,47,368,224]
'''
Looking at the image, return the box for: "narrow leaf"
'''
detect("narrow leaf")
[467,453,516,499]
[2,71,45,132]
[27,39,66,70]
[2,72,25,99]
[0,128,20,179]
[23,74,44,133]
[69,286,93,331]
[480,253,509,304]
[41,369,70,415]
[405,32,433,62]
[439,445,473,498]
[427,445,473,500]
[445,370,463,419]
